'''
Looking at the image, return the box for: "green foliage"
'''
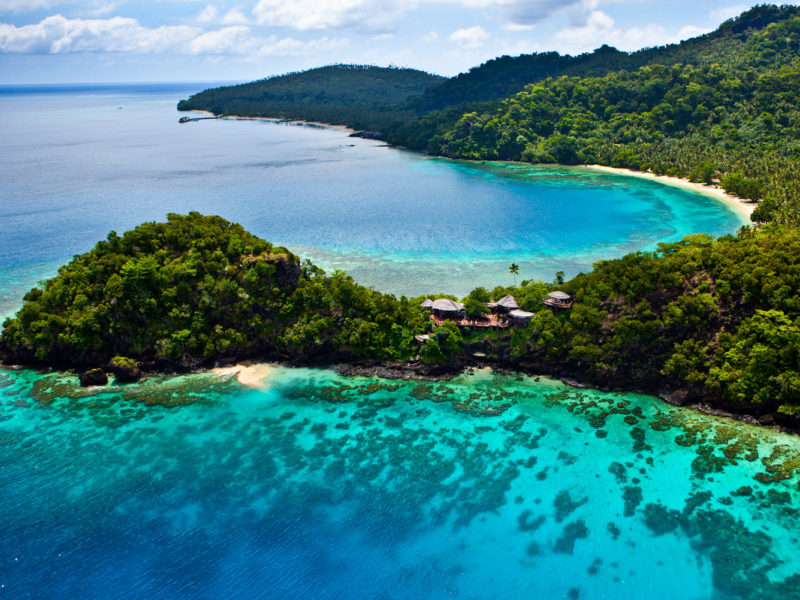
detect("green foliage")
[0,214,428,368]
[178,64,443,131]
[463,297,487,318]
[384,8,800,224]
[420,321,463,364]
[706,310,800,407]
[517,226,800,414]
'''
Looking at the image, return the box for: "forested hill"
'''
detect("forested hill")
[406,4,800,112]
[177,64,444,130]
[178,5,800,222]
[387,9,800,224]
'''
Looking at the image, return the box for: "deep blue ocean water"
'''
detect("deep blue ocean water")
[0,85,795,599]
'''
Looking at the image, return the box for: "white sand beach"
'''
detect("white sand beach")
[212,363,274,387]
[583,164,756,222]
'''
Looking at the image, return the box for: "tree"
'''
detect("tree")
[509,263,520,286]
[464,297,487,319]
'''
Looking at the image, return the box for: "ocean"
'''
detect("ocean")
[0,84,794,600]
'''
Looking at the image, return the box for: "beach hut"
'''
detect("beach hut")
[420,298,434,310]
[494,295,519,314]
[542,291,573,309]
[508,309,535,325]
[431,298,464,317]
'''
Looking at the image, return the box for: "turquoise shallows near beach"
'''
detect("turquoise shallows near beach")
[1,85,794,600]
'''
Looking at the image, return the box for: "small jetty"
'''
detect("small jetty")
[178,115,222,124]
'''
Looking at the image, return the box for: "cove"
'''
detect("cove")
[1,365,798,599]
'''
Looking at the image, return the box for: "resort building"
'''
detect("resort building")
[424,294,536,330]
[508,309,535,324]
[430,298,465,317]
[542,291,574,309]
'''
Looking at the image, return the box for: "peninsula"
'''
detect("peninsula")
[2,213,800,431]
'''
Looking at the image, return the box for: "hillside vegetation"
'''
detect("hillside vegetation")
[0,213,428,369]
[387,9,800,224]
[404,3,800,112]
[177,64,443,130]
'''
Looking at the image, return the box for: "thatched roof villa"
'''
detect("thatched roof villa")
[542,291,574,309]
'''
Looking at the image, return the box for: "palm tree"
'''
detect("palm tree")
[509,263,519,286]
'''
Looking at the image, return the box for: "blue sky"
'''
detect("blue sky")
[0,1,796,83]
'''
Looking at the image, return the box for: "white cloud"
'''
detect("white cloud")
[437,0,582,27]
[553,9,708,54]
[449,25,489,48]
[0,15,199,53]
[197,5,219,23]
[0,14,345,56]
[187,24,250,53]
[221,7,249,25]
[197,4,249,25]
[252,0,415,33]
[677,24,710,40]
[421,30,438,42]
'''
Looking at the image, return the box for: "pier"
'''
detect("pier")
[178,116,222,123]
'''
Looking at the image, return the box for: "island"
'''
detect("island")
[2,213,800,432]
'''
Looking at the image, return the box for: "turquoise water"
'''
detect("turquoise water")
[0,85,788,599]
[0,84,744,304]
[1,366,798,599]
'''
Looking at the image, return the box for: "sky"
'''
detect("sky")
[0,1,797,84]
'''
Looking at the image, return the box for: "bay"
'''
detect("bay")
[0,84,793,600]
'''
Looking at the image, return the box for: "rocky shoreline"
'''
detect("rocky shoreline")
[3,351,797,434]
[331,357,799,434]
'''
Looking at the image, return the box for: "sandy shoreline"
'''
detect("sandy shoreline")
[182,109,356,133]
[180,111,755,221]
[583,164,755,222]
[212,363,274,387]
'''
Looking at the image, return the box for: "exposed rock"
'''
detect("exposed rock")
[79,368,108,387]
[659,388,691,406]
[108,356,141,382]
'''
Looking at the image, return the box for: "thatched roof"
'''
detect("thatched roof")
[432,298,464,312]
[497,295,519,309]
[420,298,434,308]
[509,309,535,320]
[547,291,571,300]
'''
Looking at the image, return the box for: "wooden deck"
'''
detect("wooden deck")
[430,314,510,329]
[542,298,574,309]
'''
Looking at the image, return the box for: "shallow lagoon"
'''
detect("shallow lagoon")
[1,366,798,599]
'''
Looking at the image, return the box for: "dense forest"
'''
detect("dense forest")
[177,64,443,131]
[403,3,800,112]
[179,5,800,224]
[386,7,800,224]
[3,215,800,427]
[0,213,428,370]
